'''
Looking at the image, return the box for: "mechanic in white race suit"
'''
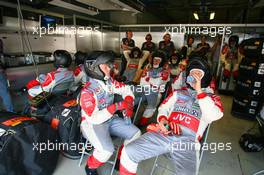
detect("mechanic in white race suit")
[80,51,141,175]
[137,50,170,126]
[119,57,224,175]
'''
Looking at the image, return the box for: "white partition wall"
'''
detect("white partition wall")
[1,14,264,56]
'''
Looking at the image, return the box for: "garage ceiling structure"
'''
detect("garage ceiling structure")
[141,0,264,23]
[1,0,264,24]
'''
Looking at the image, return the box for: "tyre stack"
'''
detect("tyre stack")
[231,38,264,119]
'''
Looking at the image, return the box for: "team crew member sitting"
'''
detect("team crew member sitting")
[26,50,74,98]
[182,35,195,57]
[123,47,150,83]
[121,30,135,61]
[80,51,141,175]
[159,33,175,58]
[141,33,156,53]
[73,51,87,86]
[119,57,224,175]
[136,50,170,126]
[195,35,211,57]
[126,34,156,84]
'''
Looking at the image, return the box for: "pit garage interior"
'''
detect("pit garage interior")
[0,0,264,175]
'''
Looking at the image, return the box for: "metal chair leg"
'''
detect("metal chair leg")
[78,139,90,167]
[150,156,159,175]
[253,170,264,175]
[110,146,120,175]
[196,124,211,175]
[133,97,143,124]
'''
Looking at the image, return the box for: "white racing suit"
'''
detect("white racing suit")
[135,67,170,125]
[27,68,74,97]
[120,88,223,175]
[80,78,141,169]
[123,51,150,82]
[123,53,149,82]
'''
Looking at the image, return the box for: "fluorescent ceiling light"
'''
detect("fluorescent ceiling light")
[193,12,199,20]
[210,12,215,20]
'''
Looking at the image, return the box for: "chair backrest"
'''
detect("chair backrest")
[51,81,73,95]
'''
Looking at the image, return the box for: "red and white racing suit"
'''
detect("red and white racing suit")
[120,88,223,175]
[80,78,141,169]
[73,64,87,85]
[136,67,170,124]
[123,51,150,82]
[27,68,74,97]
[220,44,243,80]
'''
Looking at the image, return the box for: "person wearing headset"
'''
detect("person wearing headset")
[119,57,223,175]
[80,51,141,175]
[26,50,74,98]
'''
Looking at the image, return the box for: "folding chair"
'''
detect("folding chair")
[150,124,211,175]
[78,100,143,175]
[78,138,122,175]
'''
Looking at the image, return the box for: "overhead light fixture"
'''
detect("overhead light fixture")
[210,12,215,20]
[122,7,129,11]
[193,12,199,20]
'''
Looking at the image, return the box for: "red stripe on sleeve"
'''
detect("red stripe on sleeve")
[26,79,40,89]
[74,66,81,76]
[41,72,55,88]
[210,95,224,112]
[197,92,207,99]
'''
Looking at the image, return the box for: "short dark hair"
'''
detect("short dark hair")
[145,33,152,40]
[187,35,194,42]
[126,30,132,35]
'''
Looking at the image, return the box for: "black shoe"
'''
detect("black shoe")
[85,166,98,175]
[114,159,120,170]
